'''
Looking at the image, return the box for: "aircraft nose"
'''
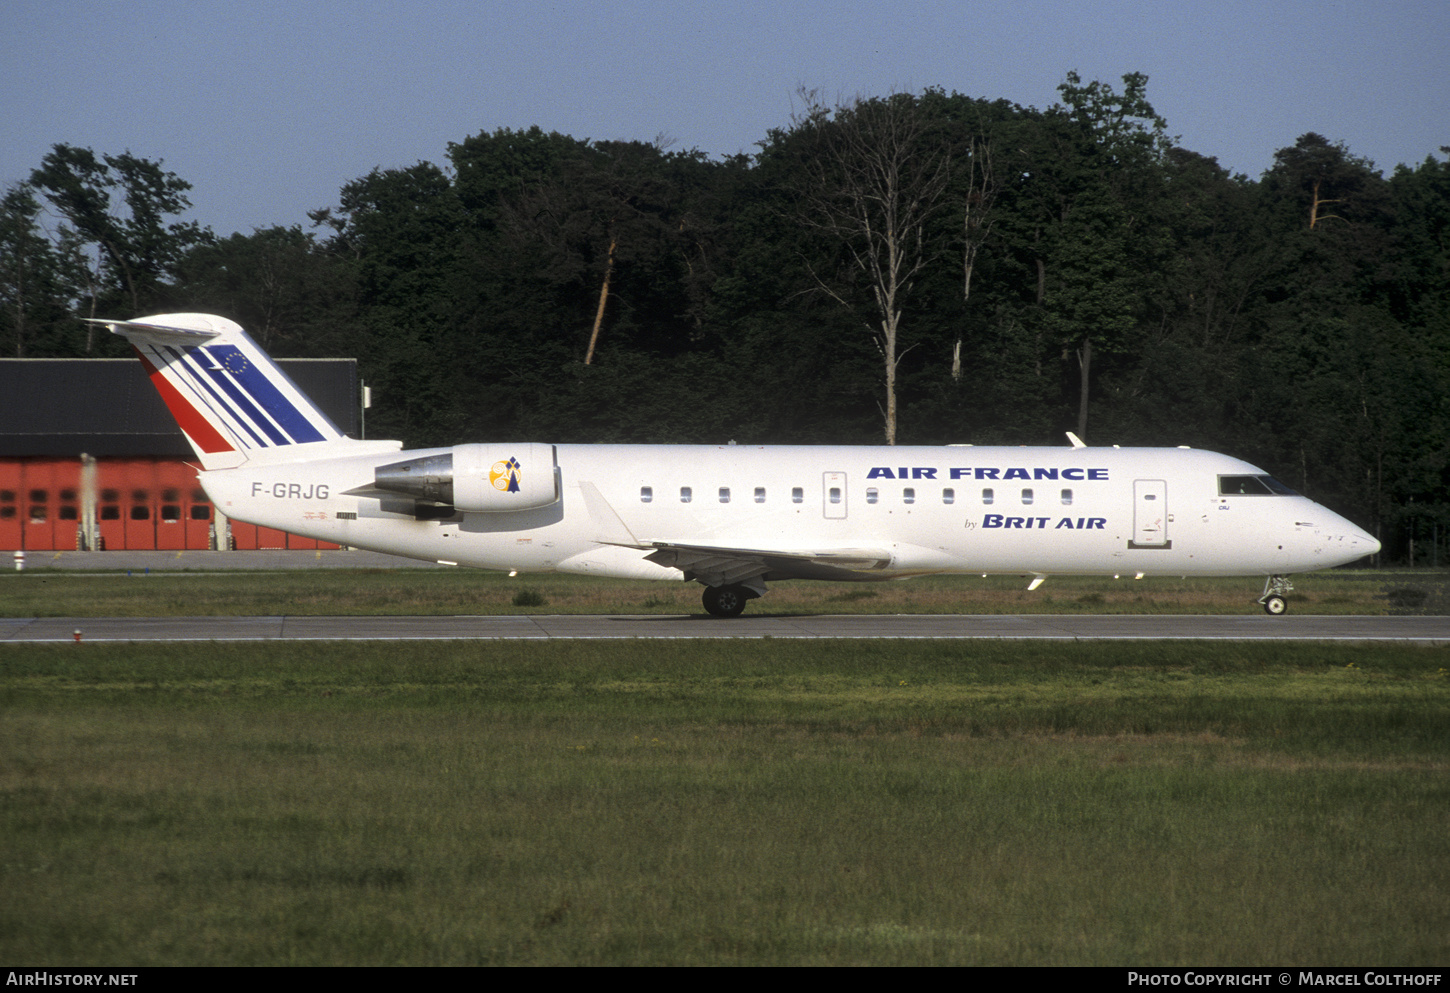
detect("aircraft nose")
[1325,516,1379,563]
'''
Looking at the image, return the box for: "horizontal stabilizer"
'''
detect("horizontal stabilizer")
[84,316,221,347]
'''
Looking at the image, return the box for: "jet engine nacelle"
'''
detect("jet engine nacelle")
[374,443,558,513]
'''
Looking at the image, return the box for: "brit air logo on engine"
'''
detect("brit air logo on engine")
[491,457,522,493]
[866,466,1110,480]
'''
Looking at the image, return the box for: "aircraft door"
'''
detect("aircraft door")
[1132,479,1169,547]
[823,472,847,519]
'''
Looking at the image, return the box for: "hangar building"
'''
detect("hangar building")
[0,357,360,551]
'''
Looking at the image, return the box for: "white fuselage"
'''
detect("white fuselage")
[200,444,1378,582]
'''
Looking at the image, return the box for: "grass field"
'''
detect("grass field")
[3,567,1442,617]
[2,638,1447,965]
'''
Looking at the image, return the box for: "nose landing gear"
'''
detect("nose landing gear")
[1258,575,1294,615]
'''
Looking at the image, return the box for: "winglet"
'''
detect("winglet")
[1066,432,1086,449]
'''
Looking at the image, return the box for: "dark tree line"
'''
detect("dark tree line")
[3,76,1448,563]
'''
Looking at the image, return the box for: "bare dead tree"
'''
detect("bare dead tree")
[584,229,616,365]
[1308,176,1346,230]
[954,137,996,381]
[787,89,951,444]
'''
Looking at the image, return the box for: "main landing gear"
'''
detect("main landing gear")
[1258,575,1294,615]
[701,584,759,618]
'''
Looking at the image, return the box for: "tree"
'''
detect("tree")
[485,137,718,365]
[449,126,585,234]
[992,73,1174,440]
[1081,148,1261,449]
[1265,133,1385,231]
[1,183,46,355]
[304,162,474,444]
[0,181,90,356]
[173,225,355,352]
[953,135,998,380]
[29,144,208,314]
[771,90,952,444]
[1385,148,1450,331]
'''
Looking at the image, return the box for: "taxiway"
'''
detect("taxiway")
[2,614,1445,642]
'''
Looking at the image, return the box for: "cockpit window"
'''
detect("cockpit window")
[1218,475,1298,496]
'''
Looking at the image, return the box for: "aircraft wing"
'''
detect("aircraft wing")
[575,481,893,586]
[638,541,894,588]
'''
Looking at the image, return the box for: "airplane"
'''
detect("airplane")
[93,313,1381,617]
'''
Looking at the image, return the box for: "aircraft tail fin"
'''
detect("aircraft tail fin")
[94,313,391,470]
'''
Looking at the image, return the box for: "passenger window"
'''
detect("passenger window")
[640,486,653,503]
[866,488,879,504]
[943,488,955,504]
[1061,488,1073,505]
[719,487,730,503]
[982,488,994,505]
[754,487,766,503]
[680,487,692,503]
[1022,488,1034,505]
[829,487,842,504]
[903,488,915,504]
[792,487,803,504]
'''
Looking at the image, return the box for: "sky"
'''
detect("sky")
[3,0,1446,239]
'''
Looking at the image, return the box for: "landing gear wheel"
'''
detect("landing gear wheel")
[702,584,749,618]
[1258,575,1294,616]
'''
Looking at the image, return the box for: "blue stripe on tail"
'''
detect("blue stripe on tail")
[207,345,328,444]
[194,348,291,445]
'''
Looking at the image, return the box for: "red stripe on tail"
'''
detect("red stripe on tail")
[133,347,236,454]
